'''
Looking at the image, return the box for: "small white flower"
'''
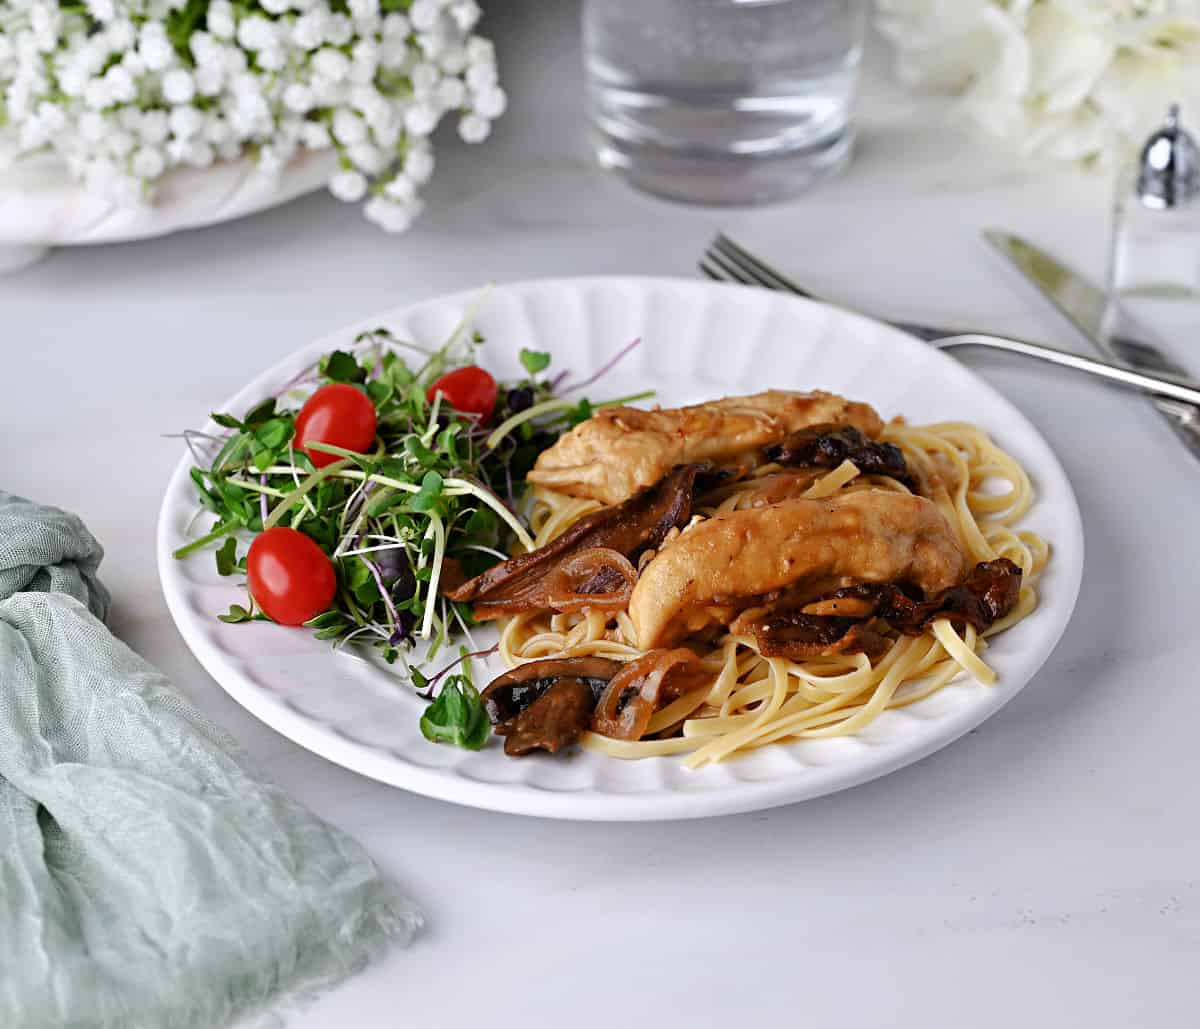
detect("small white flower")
[131,145,165,179]
[195,64,225,97]
[381,13,411,38]
[465,60,497,93]
[348,140,386,173]
[283,83,314,114]
[207,1,236,41]
[465,36,495,67]
[120,51,147,77]
[186,140,215,168]
[139,32,174,71]
[404,104,439,137]
[435,77,466,110]
[410,61,440,94]
[105,18,136,53]
[261,0,291,15]
[78,110,108,142]
[256,46,285,72]
[409,0,441,33]
[313,47,351,82]
[257,143,286,176]
[439,45,468,76]
[325,14,354,47]
[292,12,328,50]
[138,109,170,143]
[83,78,112,110]
[104,65,137,104]
[237,16,276,52]
[204,116,233,144]
[448,1,481,34]
[301,120,332,149]
[168,104,204,139]
[329,168,368,201]
[471,85,506,119]
[384,173,416,203]
[162,68,196,104]
[457,113,489,143]
[403,145,435,184]
[85,0,116,22]
[332,108,367,145]
[348,0,379,22]
[105,128,135,157]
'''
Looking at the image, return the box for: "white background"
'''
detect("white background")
[3,3,1197,1026]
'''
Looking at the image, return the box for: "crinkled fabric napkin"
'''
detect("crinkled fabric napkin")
[0,491,422,1029]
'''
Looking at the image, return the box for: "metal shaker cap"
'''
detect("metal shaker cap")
[1136,104,1199,209]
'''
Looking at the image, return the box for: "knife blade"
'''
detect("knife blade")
[984,229,1200,460]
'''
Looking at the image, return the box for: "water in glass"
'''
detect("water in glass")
[583,0,868,204]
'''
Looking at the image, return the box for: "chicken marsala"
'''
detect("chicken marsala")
[628,490,967,649]
[527,390,885,505]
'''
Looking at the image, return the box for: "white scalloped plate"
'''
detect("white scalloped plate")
[157,278,1083,821]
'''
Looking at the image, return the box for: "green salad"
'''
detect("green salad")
[174,320,647,748]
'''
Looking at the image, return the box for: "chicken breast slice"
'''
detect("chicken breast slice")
[527,390,885,505]
[628,490,967,649]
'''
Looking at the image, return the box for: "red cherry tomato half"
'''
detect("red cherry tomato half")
[293,383,377,468]
[426,366,498,423]
[246,527,337,626]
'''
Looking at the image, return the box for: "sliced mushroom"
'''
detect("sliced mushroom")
[765,424,917,491]
[481,656,623,756]
[447,464,698,620]
[748,558,1023,660]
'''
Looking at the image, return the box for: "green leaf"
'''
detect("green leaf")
[215,537,238,576]
[568,398,594,427]
[211,412,243,430]
[410,470,443,513]
[253,417,292,450]
[242,397,277,427]
[366,379,394,407]
[323,350,366,383]
[519,348,551,375]
[463,505,497,542]
[404,435,436,467]
[419,676,489,750]
[218,603,253,624]
[251,446,277,472]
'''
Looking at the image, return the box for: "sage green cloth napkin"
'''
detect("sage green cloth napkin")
[0,491,422,1029]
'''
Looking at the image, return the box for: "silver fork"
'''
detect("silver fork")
[700,233,1200,408]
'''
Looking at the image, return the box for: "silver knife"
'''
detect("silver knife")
[985,229,1200,461]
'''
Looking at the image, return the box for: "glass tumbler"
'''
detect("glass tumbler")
[582,0,869,205]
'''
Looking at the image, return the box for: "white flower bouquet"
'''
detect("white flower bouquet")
[0,0,505,232]
[877,0,1200,164]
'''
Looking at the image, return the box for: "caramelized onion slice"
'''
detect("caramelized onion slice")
[447,464,698,620]
[538,548,637,613]
[592,649,710,742]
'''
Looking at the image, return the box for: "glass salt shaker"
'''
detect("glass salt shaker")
[1109,104,1200,300]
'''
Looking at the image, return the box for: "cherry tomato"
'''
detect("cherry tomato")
[426,366,498,423]
[293,383,377,468]
[246,527,337,626]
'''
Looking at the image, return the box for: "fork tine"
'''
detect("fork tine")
[712,233,814,299]
[701,248,758,287]
[698,259,726,283]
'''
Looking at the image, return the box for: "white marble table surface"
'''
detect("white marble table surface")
[3,3,1197,1027]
